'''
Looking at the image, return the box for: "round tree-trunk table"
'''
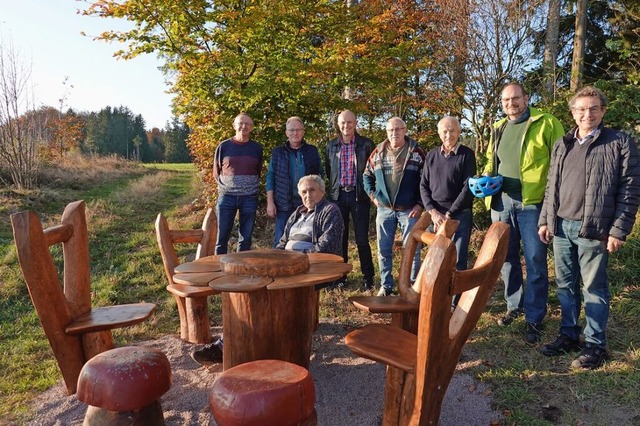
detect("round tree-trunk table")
[173,249,350,370]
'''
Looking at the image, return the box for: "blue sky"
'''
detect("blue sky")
[0,0,173,129]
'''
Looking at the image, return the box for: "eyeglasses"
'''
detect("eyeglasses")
[286,128,304,132]
[572,105,603,114]
[386,127,406,133]
[501,96,523,103]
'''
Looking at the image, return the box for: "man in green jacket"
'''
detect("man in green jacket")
[484,82,564,344]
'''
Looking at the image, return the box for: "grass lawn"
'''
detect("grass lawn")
[1,155,639,424]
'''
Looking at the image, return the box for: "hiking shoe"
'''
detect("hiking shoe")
[571,343,609,370]
[525,322,543,344]
[377,287,393,296]
[497,309,521,326]
[191,343,223,365]
[540,334,582,356]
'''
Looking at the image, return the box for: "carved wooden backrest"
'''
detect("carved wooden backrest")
[398,212,460,304]
[411,221,510,424]
[11,200,93,393]
[155,208,217,285]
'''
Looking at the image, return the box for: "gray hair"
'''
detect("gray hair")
[286,116,304,128]
[298,174,325,193]
[569,86,608,109]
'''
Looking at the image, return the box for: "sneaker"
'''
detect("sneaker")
[377,287,393,296]
[497,309,521,326]
[191,342,223,365]
[540,334,582,356]
[571,343,609,370]
[525,322,543,344]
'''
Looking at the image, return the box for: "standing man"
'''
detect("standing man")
[325,110,375,290]
[538,86,640,369]
[420,116,476,275]
[213,113,263,254]
[484,82,564,343]
[266,117,323,247]
[364,116,426,296]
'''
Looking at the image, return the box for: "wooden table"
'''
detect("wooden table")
[173,249,351,369]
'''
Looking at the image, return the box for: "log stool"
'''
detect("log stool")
[210,359,316,426]
[76,346,172,425]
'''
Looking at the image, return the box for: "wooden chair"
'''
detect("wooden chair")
[349,213,460,333]
[345,222,510,425]
[10,200,156,395]
[155,208,219,344]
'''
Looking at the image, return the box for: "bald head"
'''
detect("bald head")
[337,110,357,141]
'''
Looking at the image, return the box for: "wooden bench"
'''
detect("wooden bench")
[10,200,156,395]
[345,222,509,425]
[155,208,219,344]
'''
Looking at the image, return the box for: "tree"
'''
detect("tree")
[164,118,191,163]
[570,0,588,91]
[458,0,547,155]
[608,0,640,84]
[0,38,42,189]
[82,0,459,180]
[542,0,561,97]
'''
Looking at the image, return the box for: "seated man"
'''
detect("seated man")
[193,175,343,366]
[276,174,344,256]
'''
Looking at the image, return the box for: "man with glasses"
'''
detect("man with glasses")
[538,86,640,369]
[364,117,426,296]
[325,110,375,290]
[266,117,323,247]
[484,83,564,344]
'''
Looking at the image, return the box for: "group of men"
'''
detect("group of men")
[212,83,640,371]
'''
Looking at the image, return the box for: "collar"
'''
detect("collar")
[509,107,531,124]
[440,143,460,156]
[573,125,602,145]
[340,134,356,145]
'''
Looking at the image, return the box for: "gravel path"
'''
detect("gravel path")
[28,323,501,425]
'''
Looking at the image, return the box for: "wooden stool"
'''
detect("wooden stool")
[210,359,316,426]
[76,346,172,425]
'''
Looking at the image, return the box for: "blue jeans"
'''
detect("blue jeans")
[553,218,609,346]
[215,193,258,254]
[376,206,421,290]
[491,192,549,325]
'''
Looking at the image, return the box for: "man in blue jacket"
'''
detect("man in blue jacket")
[364,117,426,296]
[266,117,323,247]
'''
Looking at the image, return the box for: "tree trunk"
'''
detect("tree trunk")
[570,0,588,91]
[543,0,561,98]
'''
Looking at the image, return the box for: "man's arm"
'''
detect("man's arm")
[448,149,477,216]
[311,204,344,254]
[608,133,640,246]
[363,151,378,206]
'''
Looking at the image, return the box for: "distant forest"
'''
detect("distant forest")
[30,105,191,164]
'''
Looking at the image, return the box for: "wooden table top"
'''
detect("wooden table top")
[173,249,351,291]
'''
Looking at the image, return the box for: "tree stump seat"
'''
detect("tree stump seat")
[209,359,316,426]
[76,346,172,425]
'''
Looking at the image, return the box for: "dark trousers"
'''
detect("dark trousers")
[336,190,375,281]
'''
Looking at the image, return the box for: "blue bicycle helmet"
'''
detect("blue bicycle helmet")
[468,175,503,198]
